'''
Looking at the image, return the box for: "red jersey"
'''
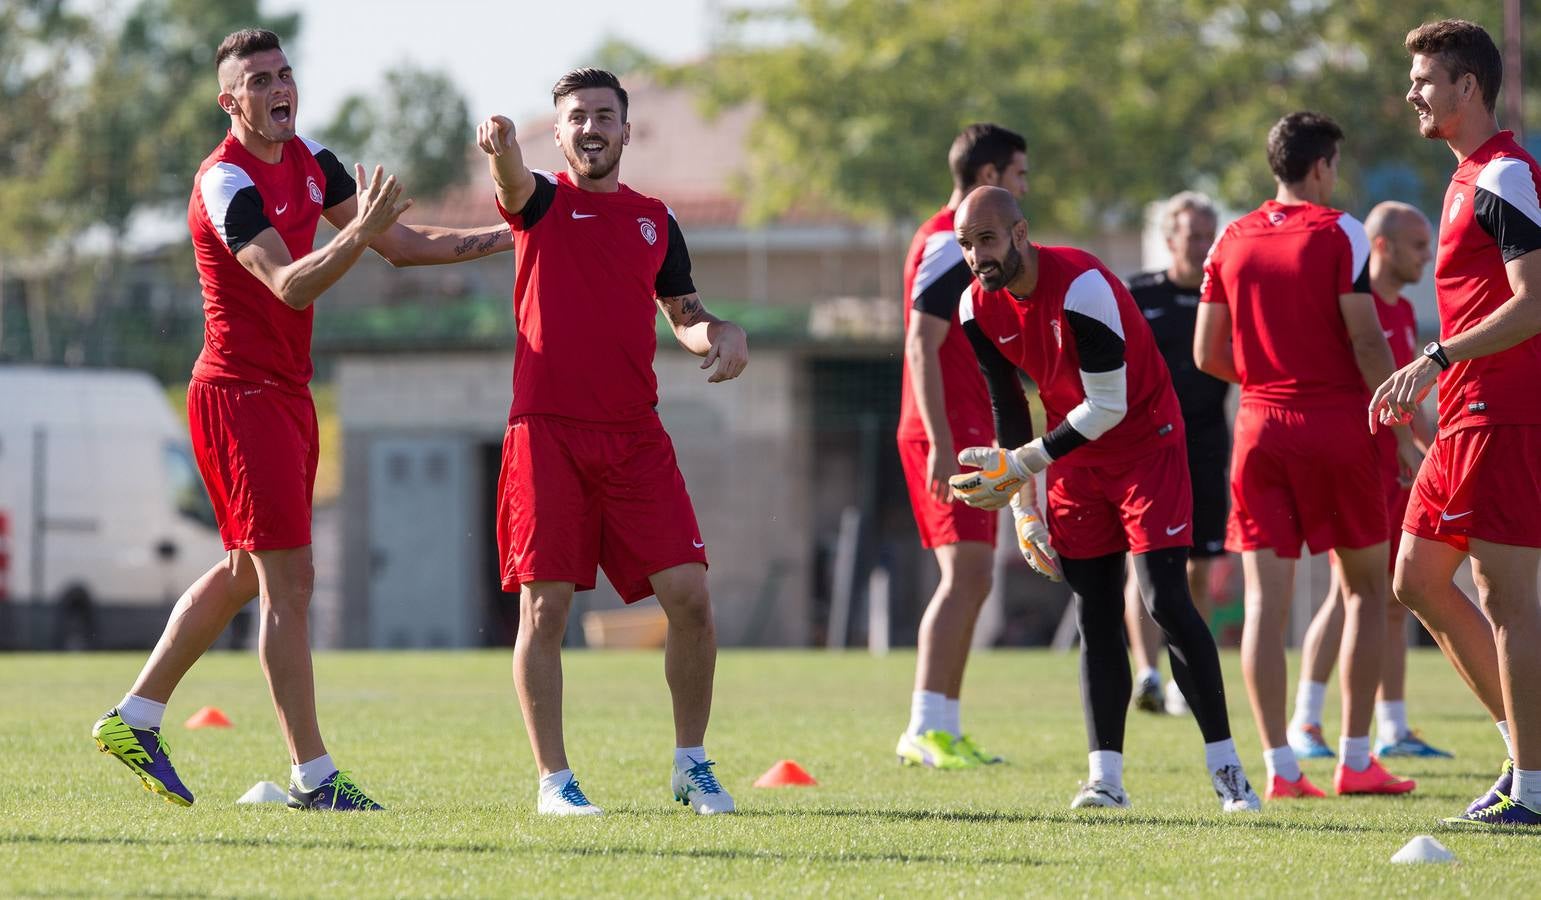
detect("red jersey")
[897,208,994,445]
[961,246,1184,467]
[1374,293,1419,466]
[1432,131,1541,436]
[497,170,695,430]
[188,134,353,393]
[1200,200,1372,408]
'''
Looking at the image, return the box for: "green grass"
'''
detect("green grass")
[1,649,1530,897]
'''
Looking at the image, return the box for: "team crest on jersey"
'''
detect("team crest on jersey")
[1449,192,1465,223]
[307,176,323,205]
[638,217,658,245]
[1051,318,1063,349]
[1267,211,1287,226]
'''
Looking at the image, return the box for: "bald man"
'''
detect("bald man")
[947,187,1259,812]
[1288,202,1444,760]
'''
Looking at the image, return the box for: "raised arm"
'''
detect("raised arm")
[477,114,537,216]
[236,164,410,310]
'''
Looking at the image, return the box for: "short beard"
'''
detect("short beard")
[563,140,621,181]
[981,243,1024,291]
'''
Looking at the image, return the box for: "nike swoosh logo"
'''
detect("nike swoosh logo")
[571,211,597,219]
[274,203,288,215]
[997,334,1019,344]
[1441,510,1474,521]
[693,540,705,548]
[1165,523,1189,535]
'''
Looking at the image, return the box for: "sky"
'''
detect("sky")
[267,0,726,127]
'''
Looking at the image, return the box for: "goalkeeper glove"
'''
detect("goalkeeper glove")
[948,441,1051,510]
[1010,491,1062,582]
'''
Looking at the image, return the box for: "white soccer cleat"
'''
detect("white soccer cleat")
[1163,679,1190,716]
[672,757,736,815]
[1212,764,1262,812]
[1070,780,1130,809]
[537,775,604,816]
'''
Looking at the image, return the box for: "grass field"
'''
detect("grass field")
[2,648,1532,897]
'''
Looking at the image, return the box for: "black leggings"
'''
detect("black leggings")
[1061,546,1232,753]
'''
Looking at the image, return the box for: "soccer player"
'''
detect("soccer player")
[1288,202,1446,760]
[479,68,749,816]
[948,186,1259,812]
[1196,111,1415,800]
[1371,19,1541,827]
[90,29,513,810]
[1122,192,1225,718]
[895,123,1027,770]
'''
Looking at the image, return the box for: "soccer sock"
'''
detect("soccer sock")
[1088,750,1124,789]
[1340,736,1372,772]
[1290,681,1327,729]
[674,746,707,770]
[117,693,166,730]
[1375,700,1408,745]
[1204,739,1241,775]
[944,698,962,738]
[539,768,574,795]
[1498,720,1515,759]
[908,690,949,736]
[1263,746,1301,783]
[293,753,337,792]
[1137,666,1161,686]
[1513,768,1541,810]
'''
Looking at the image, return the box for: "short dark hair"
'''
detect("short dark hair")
[1406,19,1503,113]
[215,29,282,73]
[552,68,628,121]
[1266,111,1344,184]
[948,124,1027,191]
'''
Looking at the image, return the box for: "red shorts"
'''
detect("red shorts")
[898,438,999,549]
[1404,424,1541,551]
[1045,442,1193,559]
[186,379,317,551]
[497,416,707,602]
[1227,402,1386,558]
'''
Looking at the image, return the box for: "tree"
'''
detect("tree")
[319,65,472,200]
[680,0,1535,232]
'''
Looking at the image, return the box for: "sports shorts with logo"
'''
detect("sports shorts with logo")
[1403,424,1541,552]
[898,437,999,549]
[497,415,708,602]
[186,379,318,551]
[1045,442,1193,559]
[1226,401,1385,558]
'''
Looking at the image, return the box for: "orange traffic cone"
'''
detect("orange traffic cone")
[753,759,817,787]
[184,706,232,729]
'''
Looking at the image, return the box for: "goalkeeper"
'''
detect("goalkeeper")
[947,186,1257,813]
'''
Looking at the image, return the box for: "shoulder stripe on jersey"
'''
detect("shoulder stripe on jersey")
[958,285,977,323]
[1063,268,1124,339]
[298,136,327,158]
[199,162,266,251]
[1476,157,1541,229]
[912,232,966,300]
[1337,212,1371,286]
[532,169,559,185]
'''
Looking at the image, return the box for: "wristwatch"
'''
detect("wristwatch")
[1422,340,1451,370]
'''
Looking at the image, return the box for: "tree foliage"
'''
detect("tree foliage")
[684,0,1539,230]
[318,65,471,200]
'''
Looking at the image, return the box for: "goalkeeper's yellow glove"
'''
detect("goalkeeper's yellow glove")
[1010,491,1062,582]
[947,442,1050,511]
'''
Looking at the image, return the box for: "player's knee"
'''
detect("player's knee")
[941,569,993,605]
[520,590,572,636]
[1473,578,1535,627]
[662,586,714,633]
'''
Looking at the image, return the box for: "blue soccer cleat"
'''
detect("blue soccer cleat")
[287,770,384,811]
[1441,791,1541,829]
[1375,730,1453,758]
[1287,722,1335,759]
[1460,758,1514,818]
[92,707,195,806]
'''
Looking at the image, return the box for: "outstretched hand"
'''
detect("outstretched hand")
[477,115,517,157]
[351,164,411,239]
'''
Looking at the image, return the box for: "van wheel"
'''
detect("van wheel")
[57,590,95,651]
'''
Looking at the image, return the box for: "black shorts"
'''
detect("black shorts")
[1187,430,1230,559]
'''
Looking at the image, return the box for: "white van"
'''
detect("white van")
[0,366,227,649]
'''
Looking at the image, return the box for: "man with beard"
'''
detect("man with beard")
[1372,19,1541,828]
[91,28,513,811]
[948,186,1259,812]
[478,68,749,816]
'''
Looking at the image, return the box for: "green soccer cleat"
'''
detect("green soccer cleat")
[895,730,976,769]
[92,708,194,806]
[954,733,1005,765]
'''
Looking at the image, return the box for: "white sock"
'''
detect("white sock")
[540,768,574,795]
[1375,700,1408,745]
[1088,750,1124,789]
[1514,768,1541,810]
[908,690,949,736]
[1498,720,1515,759]
[944,698,962,738]
[293,753,337,792]
[1137,666,1161,686]
[1340,735,1372,772]
[1204,739,1241,775]
[117,693,166,730]
[1290,681,1327,728]
[1264,746,1301,783]
[674,746,707,770]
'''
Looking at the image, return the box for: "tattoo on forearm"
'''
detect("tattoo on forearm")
[452,232,502,257]
[665,296,708,326]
